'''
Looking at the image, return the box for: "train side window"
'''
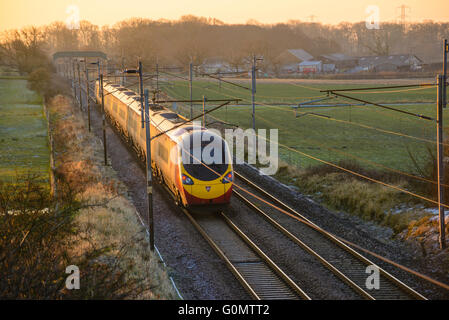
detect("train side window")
[119,108,125,119]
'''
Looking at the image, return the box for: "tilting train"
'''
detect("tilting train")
[95,80,233,207]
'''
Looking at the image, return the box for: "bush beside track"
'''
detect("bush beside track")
[0,72,178,298]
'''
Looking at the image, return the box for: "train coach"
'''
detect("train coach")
[95,80,233,207]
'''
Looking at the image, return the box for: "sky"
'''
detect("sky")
[1,0,449,31]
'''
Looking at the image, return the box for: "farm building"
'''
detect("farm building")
[200,57,232,74]
[319,53,358,72]
[421,57,443,72]
[277,49,314,74]
[357,54,422,72]
[299,60,322,74]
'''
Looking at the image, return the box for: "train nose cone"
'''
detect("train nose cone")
[205,186,211,192]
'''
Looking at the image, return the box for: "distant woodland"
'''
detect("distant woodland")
[1,15,448,72]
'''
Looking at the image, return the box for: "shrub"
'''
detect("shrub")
[28,67,51,95]
[0,173,149,299]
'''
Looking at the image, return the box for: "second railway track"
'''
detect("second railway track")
[81,80,426,300]
[232,170,426,300]
[180,208,311,300]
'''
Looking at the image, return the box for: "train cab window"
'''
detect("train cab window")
[181,133,228,181]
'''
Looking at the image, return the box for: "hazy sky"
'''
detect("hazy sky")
[1,0,449,31]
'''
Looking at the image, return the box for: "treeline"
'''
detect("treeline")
[0,26,67,99]
[1,15,449,72]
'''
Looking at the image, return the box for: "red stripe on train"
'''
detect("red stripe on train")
[183,186,233,205]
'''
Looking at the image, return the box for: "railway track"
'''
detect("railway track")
[81,83,310,300]
[232,170,426,300]
[79,80,426,300]
[179,207,311,300]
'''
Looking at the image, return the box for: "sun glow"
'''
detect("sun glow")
[1,0,449,32]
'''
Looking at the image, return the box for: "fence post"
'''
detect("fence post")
[189,62,193,119]
[77,62,82,110]
[100,74,107,166]
[202,96,206,126]
[85,61,91,132]
[437,74,446,249]
[144,89,154,251]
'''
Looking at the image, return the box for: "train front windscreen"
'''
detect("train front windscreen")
[181,132,230,181]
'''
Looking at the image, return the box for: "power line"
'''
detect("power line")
[321,83,436,93]
[149,99,240,140]
[330,91,435,121]
[103,75,155,97]
[201,72,251,91]
[302,111,449,147]
[158,64,449,275]
[161,70,449,207]
[192,82,449,202]
[176,139,449,293]
[256,113,449,188]
[167,79,444,187]
[133,84,448,285]
[397,4,411,26]
[266,135,449,209]
[159,70,190,81]
[192,80,438,145]
[216,79,325,101]
[287,81,323,92]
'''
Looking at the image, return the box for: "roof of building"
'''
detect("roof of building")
[320,53,355,61]
[286,49,314,62]
[358,54,422,67]
[299,60,322,66]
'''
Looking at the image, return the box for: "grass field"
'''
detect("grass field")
[108,77,448,230]
[0,77,49,183]
[158,79,445,175]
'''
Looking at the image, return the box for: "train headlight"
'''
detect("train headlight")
[222,171,233,184]
[182,174,194,185]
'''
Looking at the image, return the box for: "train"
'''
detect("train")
[95,80,233,207]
